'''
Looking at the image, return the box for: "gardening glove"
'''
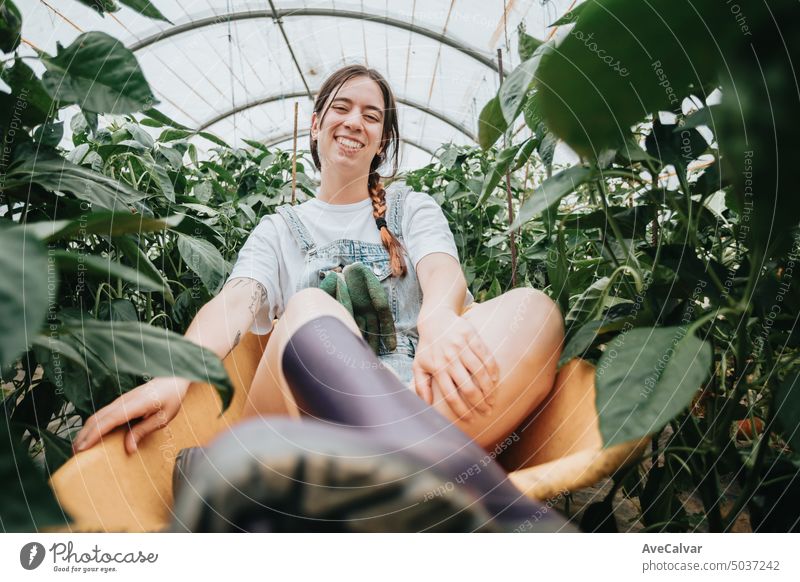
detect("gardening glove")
[320,270,354,317]
[343,262,397,354]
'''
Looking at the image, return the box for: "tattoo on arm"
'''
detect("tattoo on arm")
[248,282,269,319]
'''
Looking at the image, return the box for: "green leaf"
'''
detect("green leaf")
[0,229,51,367]
[141,107,190,130]
[549,2,589,26]
[114,235,175,304]
[62,320,234,413]
[33,120,64,148]
[478,96,508,151]
[517,22,544,62]
[97,298,139,322]
[509,165,594,230]
[0,412,69,532]
[73,0,119,15]
[475,144,521,208]
[198,131,231,149]
[41,32,157,114]
[4,146,146,212]
[24,212,183,242]
[595,326,712,447]
[0,59,54,129]
[566,276,612,326]
[53,250,165,292]
[0,0,22,53]
[774,369,800,452]
[535,0,723,156]
[176,233,228,294]
[20,423,74,475]
[499,42,552,126]
[645,119,708,169]
[117,0,173,24]
[512,136,538,171]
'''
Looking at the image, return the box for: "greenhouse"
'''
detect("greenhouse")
[1,0,799,543]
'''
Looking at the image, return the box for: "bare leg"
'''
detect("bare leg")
[240,288,361,420]
[429,288,564,450]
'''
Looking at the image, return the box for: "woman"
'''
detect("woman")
[72,65,568,532]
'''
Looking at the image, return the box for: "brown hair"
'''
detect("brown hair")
[310,64,406,277]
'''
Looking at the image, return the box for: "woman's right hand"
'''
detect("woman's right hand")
[72,376,191,456]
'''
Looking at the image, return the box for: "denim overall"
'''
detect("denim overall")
[275,185,421,386]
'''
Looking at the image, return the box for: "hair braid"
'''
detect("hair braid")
[369,175,407,278]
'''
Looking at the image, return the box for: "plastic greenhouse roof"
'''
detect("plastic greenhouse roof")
[16,0,579,170]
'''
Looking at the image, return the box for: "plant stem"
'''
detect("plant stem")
[596,179,641,271]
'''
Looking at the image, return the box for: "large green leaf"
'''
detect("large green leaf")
[477,96,507,151]
[53,251,165,292]
[0,229,51,367]
[4,146,146,212]
[177,233,228,294]
[0,411,69,532]
[509,165,594,230]
[595,326,712,447]
[0,0,21,53]
[535,0,723,156]
[117,0,172,23]
[24,212,183,242]
[549,2,589,26]
[0,59,54,129]
[499,42,552,126]
[62,320,234,412]
[40,31,157,114]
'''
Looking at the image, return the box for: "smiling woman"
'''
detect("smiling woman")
[71,63,568,532]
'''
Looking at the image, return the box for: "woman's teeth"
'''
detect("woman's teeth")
[336,137,364,150]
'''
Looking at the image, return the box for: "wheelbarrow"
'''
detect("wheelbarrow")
[47,330,647,532]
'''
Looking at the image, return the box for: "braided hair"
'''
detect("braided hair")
[310,64,407,278]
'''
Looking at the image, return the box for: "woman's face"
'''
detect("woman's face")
[311,75,386,175]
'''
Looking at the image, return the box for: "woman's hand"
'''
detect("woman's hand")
[412,310,500,421]
[72,376,191,456]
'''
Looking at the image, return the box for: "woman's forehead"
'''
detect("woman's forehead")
[329,76,384,108]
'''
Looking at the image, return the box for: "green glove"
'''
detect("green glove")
[320,270,354,317]
[343,262,397,354]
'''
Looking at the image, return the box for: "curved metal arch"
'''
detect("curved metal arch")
[264,129,436,158]
[129,8,502,76]
[198,91,476,142]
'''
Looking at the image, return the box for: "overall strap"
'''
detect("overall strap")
[387,184,410,239]
[275,204,317,253]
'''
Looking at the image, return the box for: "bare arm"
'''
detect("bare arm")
[186,277,268,360]
[416,252,467,327]
[72,277,269,454]
[412,253,499,420]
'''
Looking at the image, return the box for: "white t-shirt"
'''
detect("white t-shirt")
[227,187,474,335]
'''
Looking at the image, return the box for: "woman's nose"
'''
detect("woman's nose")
[343,111,363,131]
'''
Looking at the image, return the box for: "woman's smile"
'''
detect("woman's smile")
[335,135,365,154]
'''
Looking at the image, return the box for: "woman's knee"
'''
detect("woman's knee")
[503,288,564,355]
[281,288,359,336]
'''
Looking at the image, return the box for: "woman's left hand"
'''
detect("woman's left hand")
[412,310,500,421]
